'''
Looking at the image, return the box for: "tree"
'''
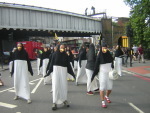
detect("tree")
[124,0,150,48]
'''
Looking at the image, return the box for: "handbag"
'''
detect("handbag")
[109,69,119,80]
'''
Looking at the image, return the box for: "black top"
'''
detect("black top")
[115,46,124,57]
[78,48,87,67]
[66,50,74,67]
[91,49,114,81]
[39,51,50,67]
[45,50,75,79]
[11,49,33,76]
[9,52,14,62]
[85,44,96,70]
[46,52,53,73]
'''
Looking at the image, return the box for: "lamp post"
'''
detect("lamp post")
[127,25,133,67]
[129,36,132,67]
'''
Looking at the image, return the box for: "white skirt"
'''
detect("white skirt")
[86,69,98,92]
[98,63,113,91]
[74,61,78,70]
[52,66,68,104]
[42,59,51,83]
[73,60,78,75]
[114,57,122,76]
[14,60,31,100]
[37,58,42,75]
[9,61,13,73]
[76,60,87,84]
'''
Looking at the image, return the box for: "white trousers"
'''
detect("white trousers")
[9,61,13,73]
[76,60,87,84]
[86,69,98,92]
[37,58,42,75]
[42,59,51,83]
[138,54,145,62]
[114,57,122,76]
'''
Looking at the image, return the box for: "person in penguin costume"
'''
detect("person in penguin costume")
[85,43,99,95]
[39,47,51,85]
[45,44,75,110]
[75,44,87,85]
[11,43,33,104]
[91,43,114,108]
[66,46,74,81]
[114,37,124,76]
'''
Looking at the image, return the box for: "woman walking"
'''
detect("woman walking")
[85,43,98,95]
[11,43,33,104]
[114,45,124,76]
[46,44,75,110]
[39,47,51,85]
[76,44,87,85]
[91,44,114,108]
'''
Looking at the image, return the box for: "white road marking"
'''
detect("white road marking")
[29,82,35,85]
[0,78,42,93]
[31,78,43,94]
[122,70,134,75]
[0,87,14,93]
[129,102,145,113]
[29,78,42,83]
[0,102,17,108]
[16,112,21,113]
[8,90,15,92]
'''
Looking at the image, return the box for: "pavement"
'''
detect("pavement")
[122,59,150,78]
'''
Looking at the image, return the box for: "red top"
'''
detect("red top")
[138,47,143,54]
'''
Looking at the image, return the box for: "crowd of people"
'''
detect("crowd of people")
[1,42,146,110]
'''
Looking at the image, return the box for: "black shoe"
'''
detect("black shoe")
[52,103,57,110]
[64,100,70,107]
[94,88,99,92]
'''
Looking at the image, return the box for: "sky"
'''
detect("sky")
[0,0,130,17]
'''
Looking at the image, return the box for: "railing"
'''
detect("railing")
[144,49,150,60]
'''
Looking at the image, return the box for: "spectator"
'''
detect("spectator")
[138,44,145,63]
[132,45,138,61]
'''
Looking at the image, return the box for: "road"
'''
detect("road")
[0,61,150,113]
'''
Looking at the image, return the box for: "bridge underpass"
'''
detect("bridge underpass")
[0,28,100,41]
[0,2,101,52]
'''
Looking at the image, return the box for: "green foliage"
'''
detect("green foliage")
[124,0,150,48]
